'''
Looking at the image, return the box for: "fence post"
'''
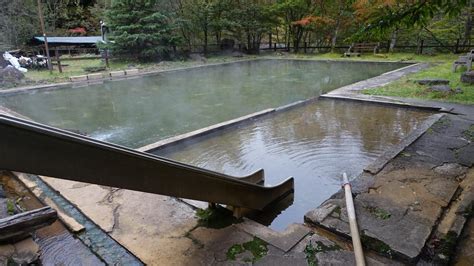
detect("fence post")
[455,39,460,54]
[274,43,277,52]
[104,49,109,68]
[304,42,307,53]
[268,33,272,50]
[418,39,424,54]
[55,47,62,73]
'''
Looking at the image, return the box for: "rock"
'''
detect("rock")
[0,66,24,86]
[415,79,450,85]
[11,238,40,264]
[189,53,207,62]
[0,185,5,198]
[231,51,244,57]
[0,54,8,68]
[304,200,340,223]
[461,71,474,84]
[429,85,452,93]
[455,87,463,94]
[0,244,14,264]
[433,163,467,178]
[0,198,8,219]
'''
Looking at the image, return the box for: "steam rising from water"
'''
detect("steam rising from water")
[0,60,406,148]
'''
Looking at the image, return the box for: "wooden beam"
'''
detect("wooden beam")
[0,206,57,243]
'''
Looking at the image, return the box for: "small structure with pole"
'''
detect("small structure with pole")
[36,0,52,73]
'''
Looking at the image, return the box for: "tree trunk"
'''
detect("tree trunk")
[390,28,399,52]
[268,33,272,49]
[464,0,473,46]
[247,32,252,53]
[293,27,304,53]
[331,23,339,53]
[203,28,208,55]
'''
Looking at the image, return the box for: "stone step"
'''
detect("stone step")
[423,168,474,264]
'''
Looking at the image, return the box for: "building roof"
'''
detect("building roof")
[33,36,102,45]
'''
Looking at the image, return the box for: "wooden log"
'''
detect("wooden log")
[0,206,57,243]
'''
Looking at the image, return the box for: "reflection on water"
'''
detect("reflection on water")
[0,60,406,148]
[36,232,105,266]
[155,100,434,231]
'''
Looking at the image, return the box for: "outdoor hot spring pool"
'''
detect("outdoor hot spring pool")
[0,59,406,147]
[154,99,433,230]
[0,59,431,230]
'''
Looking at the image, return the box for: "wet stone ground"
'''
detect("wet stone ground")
[0,172,104,265]
[24,109,472,265]
[306,111,474,264]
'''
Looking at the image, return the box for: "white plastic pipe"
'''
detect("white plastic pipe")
[342,173,366,266]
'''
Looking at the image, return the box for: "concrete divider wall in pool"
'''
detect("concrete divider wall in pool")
[0,59,408,148]
[150,99,436,231]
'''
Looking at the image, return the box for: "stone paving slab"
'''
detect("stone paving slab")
[235,218,310,252]
[326,63,431,96]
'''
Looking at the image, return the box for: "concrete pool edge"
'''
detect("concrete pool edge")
[138,97,320,153]
[137,108,276,153]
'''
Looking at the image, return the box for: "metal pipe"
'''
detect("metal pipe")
[342,173,365,266]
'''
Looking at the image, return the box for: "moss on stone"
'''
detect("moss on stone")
[366,206,391,220]
[242,237,268,261]
[195,206,239,229]
[226,237,268,263]
[332,206,341,217]
[433,117,451,130]
[463,202,473,218]
[361,234,394,258]
[304,240,341,266]
[6,199,15,215]
[304,241,318,266]
[462,124,474,141]
[433,231,458,264]
[226,244,245,260]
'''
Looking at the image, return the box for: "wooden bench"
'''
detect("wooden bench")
[452,50,474,72]
[344,42,380,57]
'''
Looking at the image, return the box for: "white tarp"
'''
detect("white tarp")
[3,52,27,73]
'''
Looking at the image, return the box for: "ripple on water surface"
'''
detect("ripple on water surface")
[155,100,434,231]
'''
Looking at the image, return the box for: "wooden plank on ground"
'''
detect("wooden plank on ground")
[0,206,57,243]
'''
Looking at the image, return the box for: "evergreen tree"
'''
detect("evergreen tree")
[105,0,181,60]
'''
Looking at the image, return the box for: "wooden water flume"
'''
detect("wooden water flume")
[0,115,294,211]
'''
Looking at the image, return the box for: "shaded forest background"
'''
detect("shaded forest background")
[1,0,473,58]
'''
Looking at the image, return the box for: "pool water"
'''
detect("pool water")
[0,59,406,148]
[154,100,433,231]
